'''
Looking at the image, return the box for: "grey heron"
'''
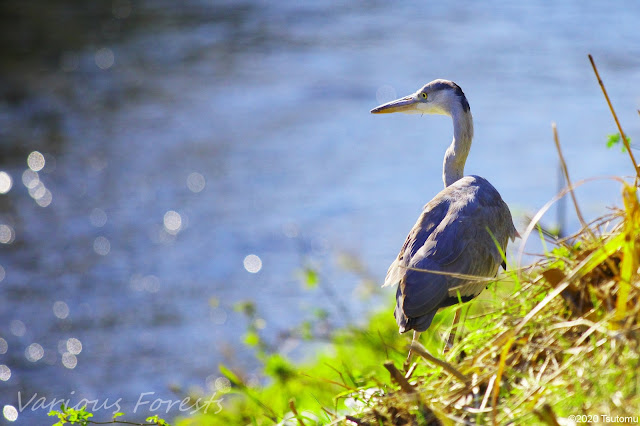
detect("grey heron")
[371,80,517,361]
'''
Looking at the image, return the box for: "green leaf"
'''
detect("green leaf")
[219,363,243,386]
[243,330,260,347]
[606,133,631,152]
[300,320,313,340]
[233,300,256,317]
[606,133,621,148]
[313,308,328,320]
[264,354,295,383]
[145,414,170,425]
[303,267,319,288]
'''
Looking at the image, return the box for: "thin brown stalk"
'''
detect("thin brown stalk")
[383,361,415,393]
[552,123,590,233]
[289,399,306,426]
[552,126,624,276]
[320,406,335,420]
[445,308,462,354]
[492,336,515,426]
[299,372,356,391]
[588,54,639,181]
[409,342,470,386]
[534,404,561,426]
[400,265,495,282]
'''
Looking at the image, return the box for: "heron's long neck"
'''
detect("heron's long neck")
[443,106,474,187]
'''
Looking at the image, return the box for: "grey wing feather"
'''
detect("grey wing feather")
[385,176,517,333]
[383,199,452,289]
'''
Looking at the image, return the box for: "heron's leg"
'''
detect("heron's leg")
[404,331,421,370]
[445,308,461,353]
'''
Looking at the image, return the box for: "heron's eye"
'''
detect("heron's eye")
[420,92,427,99]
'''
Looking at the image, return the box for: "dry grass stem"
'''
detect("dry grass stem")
[410,342,470,386]
[552,123,590,233]
[588,54,639,180]
[383,361,415,393]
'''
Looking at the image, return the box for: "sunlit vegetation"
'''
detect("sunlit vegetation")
[179,195,638,426]
[177,189,639,423]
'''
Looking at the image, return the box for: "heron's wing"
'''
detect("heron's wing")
[388,178,515,321]
[399,222,499,319]
[383,198,449,288]
[383,194,469,289]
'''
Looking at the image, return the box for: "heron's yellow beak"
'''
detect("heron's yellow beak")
[370,96,418,114]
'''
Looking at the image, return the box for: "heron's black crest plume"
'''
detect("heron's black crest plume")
[429,80,470,113]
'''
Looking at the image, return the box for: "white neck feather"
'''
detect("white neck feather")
[442,105,473,187]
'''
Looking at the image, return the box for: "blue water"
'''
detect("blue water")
[1,1,639,423]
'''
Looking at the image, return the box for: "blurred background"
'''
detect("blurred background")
[0,0,639,423]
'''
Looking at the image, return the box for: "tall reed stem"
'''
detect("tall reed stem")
[588,54,639,182]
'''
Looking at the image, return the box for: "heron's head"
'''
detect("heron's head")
[370,79,470,117]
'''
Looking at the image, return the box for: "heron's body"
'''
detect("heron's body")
[371,79,517,337]
[384,175,516,332]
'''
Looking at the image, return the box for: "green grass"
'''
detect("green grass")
[176,183,639,425]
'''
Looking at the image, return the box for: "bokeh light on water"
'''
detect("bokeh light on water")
[94,48,115,70]
[89,208,108,227]
[27,151,45,172]
[243,254,263,273]
[215,376,231,393]
[66,338,82,355]
[187,172,206,193]
[21,169,39,188]
[21,162,53,206]
[0,364,11,381]
[93,236,111,256]
[0,171,12,193]
[25,343,44,362]
[163,210,182,234]
[3,405,18,422]
[53,301,70,319]
[0,224,14,244]
[9,320,25,337]
[61,353,78,369]
[34,188,53,207]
